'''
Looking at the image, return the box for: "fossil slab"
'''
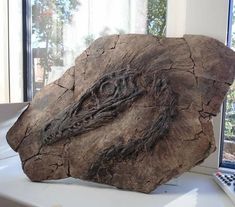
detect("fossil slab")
[7,34,235,193]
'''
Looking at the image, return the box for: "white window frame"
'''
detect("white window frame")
[0,0,23,104]
[0,0,9,103]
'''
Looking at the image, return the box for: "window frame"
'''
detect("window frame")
[0,0,24,104]
[0,0,10,103]
[22,0,33,101]
[219,0,235,170]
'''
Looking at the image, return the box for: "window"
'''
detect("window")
[220,0,235,169]
[23,0,167,99]
[0,0,23,103]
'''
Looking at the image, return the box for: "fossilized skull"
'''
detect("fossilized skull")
[7,34,235,193]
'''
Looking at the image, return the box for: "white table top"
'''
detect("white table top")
[0,155,234,207]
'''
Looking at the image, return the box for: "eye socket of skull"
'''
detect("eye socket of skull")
[100,81,117,97]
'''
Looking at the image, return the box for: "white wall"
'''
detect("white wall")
[63,0,147,71]
[167,0,229,42]
[129,0,148,34]
[0,0,23,103]
[0,0,9,103]
[166,0,187,38]
[185,0,229,42]
[166,0,230,173]
[8,0,23,103]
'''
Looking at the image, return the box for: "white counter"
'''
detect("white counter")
[0,155,234,207]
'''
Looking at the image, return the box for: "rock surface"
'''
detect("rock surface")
[7,34,235,193]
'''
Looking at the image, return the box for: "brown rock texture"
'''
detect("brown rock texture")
[7,34,235,193]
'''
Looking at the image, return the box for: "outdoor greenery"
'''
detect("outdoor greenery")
[32,0,80,84]
[32,0,167,91]
[224,83,235,140]
[147,0,167,36]
[224,4,235,141]
[231,4,235,49]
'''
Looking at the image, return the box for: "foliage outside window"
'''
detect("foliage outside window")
[30,0,167,97]
[32,0,80,93]
[147,0,167,36]
[222,1,235,165]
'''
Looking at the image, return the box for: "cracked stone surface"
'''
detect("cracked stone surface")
[6,34,235,193]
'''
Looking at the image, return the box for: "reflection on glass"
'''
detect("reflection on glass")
[31,0,167,95]
[223,82,235,163]
[222,2,235,166]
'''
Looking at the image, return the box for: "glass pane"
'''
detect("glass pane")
[30,0,167,96]
[221,1,235,167]
[222,82,235,165]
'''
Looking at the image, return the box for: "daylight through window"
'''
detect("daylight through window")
[221,0,235,168]
[27,0,167,98]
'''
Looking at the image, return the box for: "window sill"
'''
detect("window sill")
[0,155,234,207]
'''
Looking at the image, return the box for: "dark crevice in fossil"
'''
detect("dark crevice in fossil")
[199,111,216,118]
[188,51,196,74]
[110,35,120,49]
[44,88,72,109]
[225,82,232,86]
[14,118,42,152]
[15,125,32,152]
[22,130,68,166]
[184,38,223,120]
[54,83,69,90]
[134,104,177,108]
[84,49,90,57]
[185,41,197,86]
[67,158,71,177]
[22,142,43,165]
[83,35,120,60]
[194,142,213,166]
[54,82,74,91]
[198,102,216,118]
[195,76,199,87]
[183,130,204,142]
[62,138,72,177]
[197,76,232,85]
[22,139,71,178]
[49,162,64,171]
[22,146,67,180]
[45,164,64,180]
[153,36,160,44]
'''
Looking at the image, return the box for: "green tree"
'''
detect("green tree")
[147,0,167,36]
[224,4,235,140]
[231,4,235,48]
[224,83,235,140]
[32,0,80,84]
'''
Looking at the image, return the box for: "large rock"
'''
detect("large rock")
[7,34,235,193]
